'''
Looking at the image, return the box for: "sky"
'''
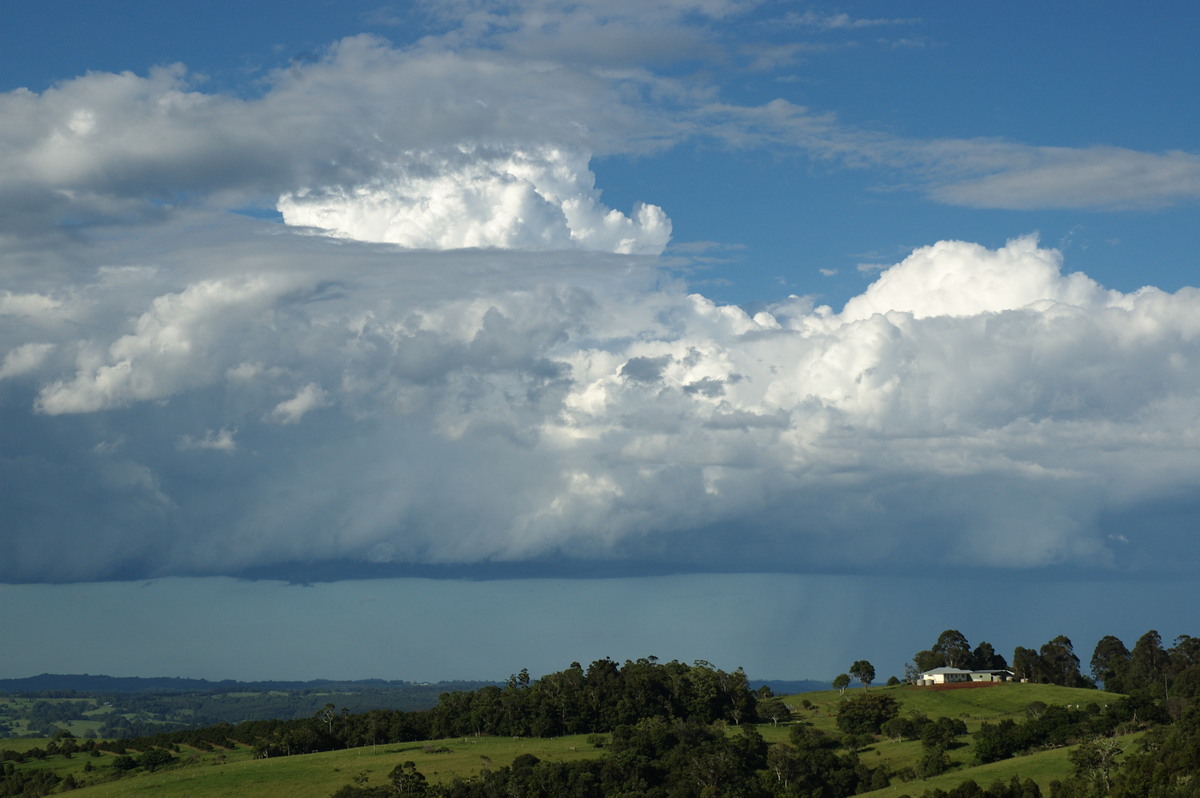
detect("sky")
[1,1,1199,685]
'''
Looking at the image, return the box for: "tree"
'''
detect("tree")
[136,748,176,772]
[723,666,756,725]
[1012,646,1040,682]
[849,660,875,690]
[1170,634,1200,670]
[1069,736,1122,796]
[914,649,945,673]
[316,703,338,735]
[111,755,137,772]
[389,761,429,797]
[970,641,1008,670]
[836,693,899,735]
[917,739,950,778]
[881,716,914,742]
[756,697,791,726]
[1090,635,1131,692]
[1039,635,1087,687]
[934,630,972,668]
[832,673,851,694]
[1126,629,1170,695]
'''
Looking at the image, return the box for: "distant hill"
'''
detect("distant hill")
[0,673,491,695]
[0,674,504,738]
[750,679,830,694]
[2,673,826,697]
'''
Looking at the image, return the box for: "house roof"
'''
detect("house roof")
[919,667,1014,677]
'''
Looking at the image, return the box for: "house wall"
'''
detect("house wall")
[918,669,1012,685]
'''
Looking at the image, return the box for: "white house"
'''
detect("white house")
[917,667,1014,686]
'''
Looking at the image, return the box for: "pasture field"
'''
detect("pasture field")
[783,682,1122,736]
[861,742,1077,798]
[785,682,1121,723]
[16,734,602,797]
[775,682,1130,792]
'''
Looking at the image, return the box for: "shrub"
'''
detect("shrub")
[836,693,899,735]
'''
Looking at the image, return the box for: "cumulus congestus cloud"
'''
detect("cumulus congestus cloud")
[5,218,1200,582]
[278,145,671,254]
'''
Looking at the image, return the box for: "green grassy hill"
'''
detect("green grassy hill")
[4,682,1132,797]
[783,682,1120,732]
[22,735,601,797]
[775,682,1129,797]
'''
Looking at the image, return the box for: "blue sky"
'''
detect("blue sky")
[1,1,1198,684]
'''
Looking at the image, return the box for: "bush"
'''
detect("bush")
[136,747,177,771]
[837,693,899,735]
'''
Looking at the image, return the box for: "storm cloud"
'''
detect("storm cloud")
[4,7,1200,589]
[5,211,1200,583]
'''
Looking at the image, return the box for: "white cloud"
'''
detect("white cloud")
[35,275,285,415]
[178,428,238,452]
[1,291,62,317]
[278,145,671,254]
[6,217,1200,582]
[266,383,331,425]
[418,0,744,64]
[928,146,1200,210]
[0,343,55,379]
[694,99,1200,210]
[839,236,1112,321]
[783,11,919,30]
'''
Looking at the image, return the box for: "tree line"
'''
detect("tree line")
[423,658,762,740]
[906,628,1200,693]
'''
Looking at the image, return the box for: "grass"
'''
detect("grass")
[787,682,1119,718]
[43,735,603,797]
[782,682,1121,735]
[861,743,1077,798]
[858,731,1144,798]
[0,736,61,753]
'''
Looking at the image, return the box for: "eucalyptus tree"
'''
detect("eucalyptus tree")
[849,660,875,690]
[934,629,972,668]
